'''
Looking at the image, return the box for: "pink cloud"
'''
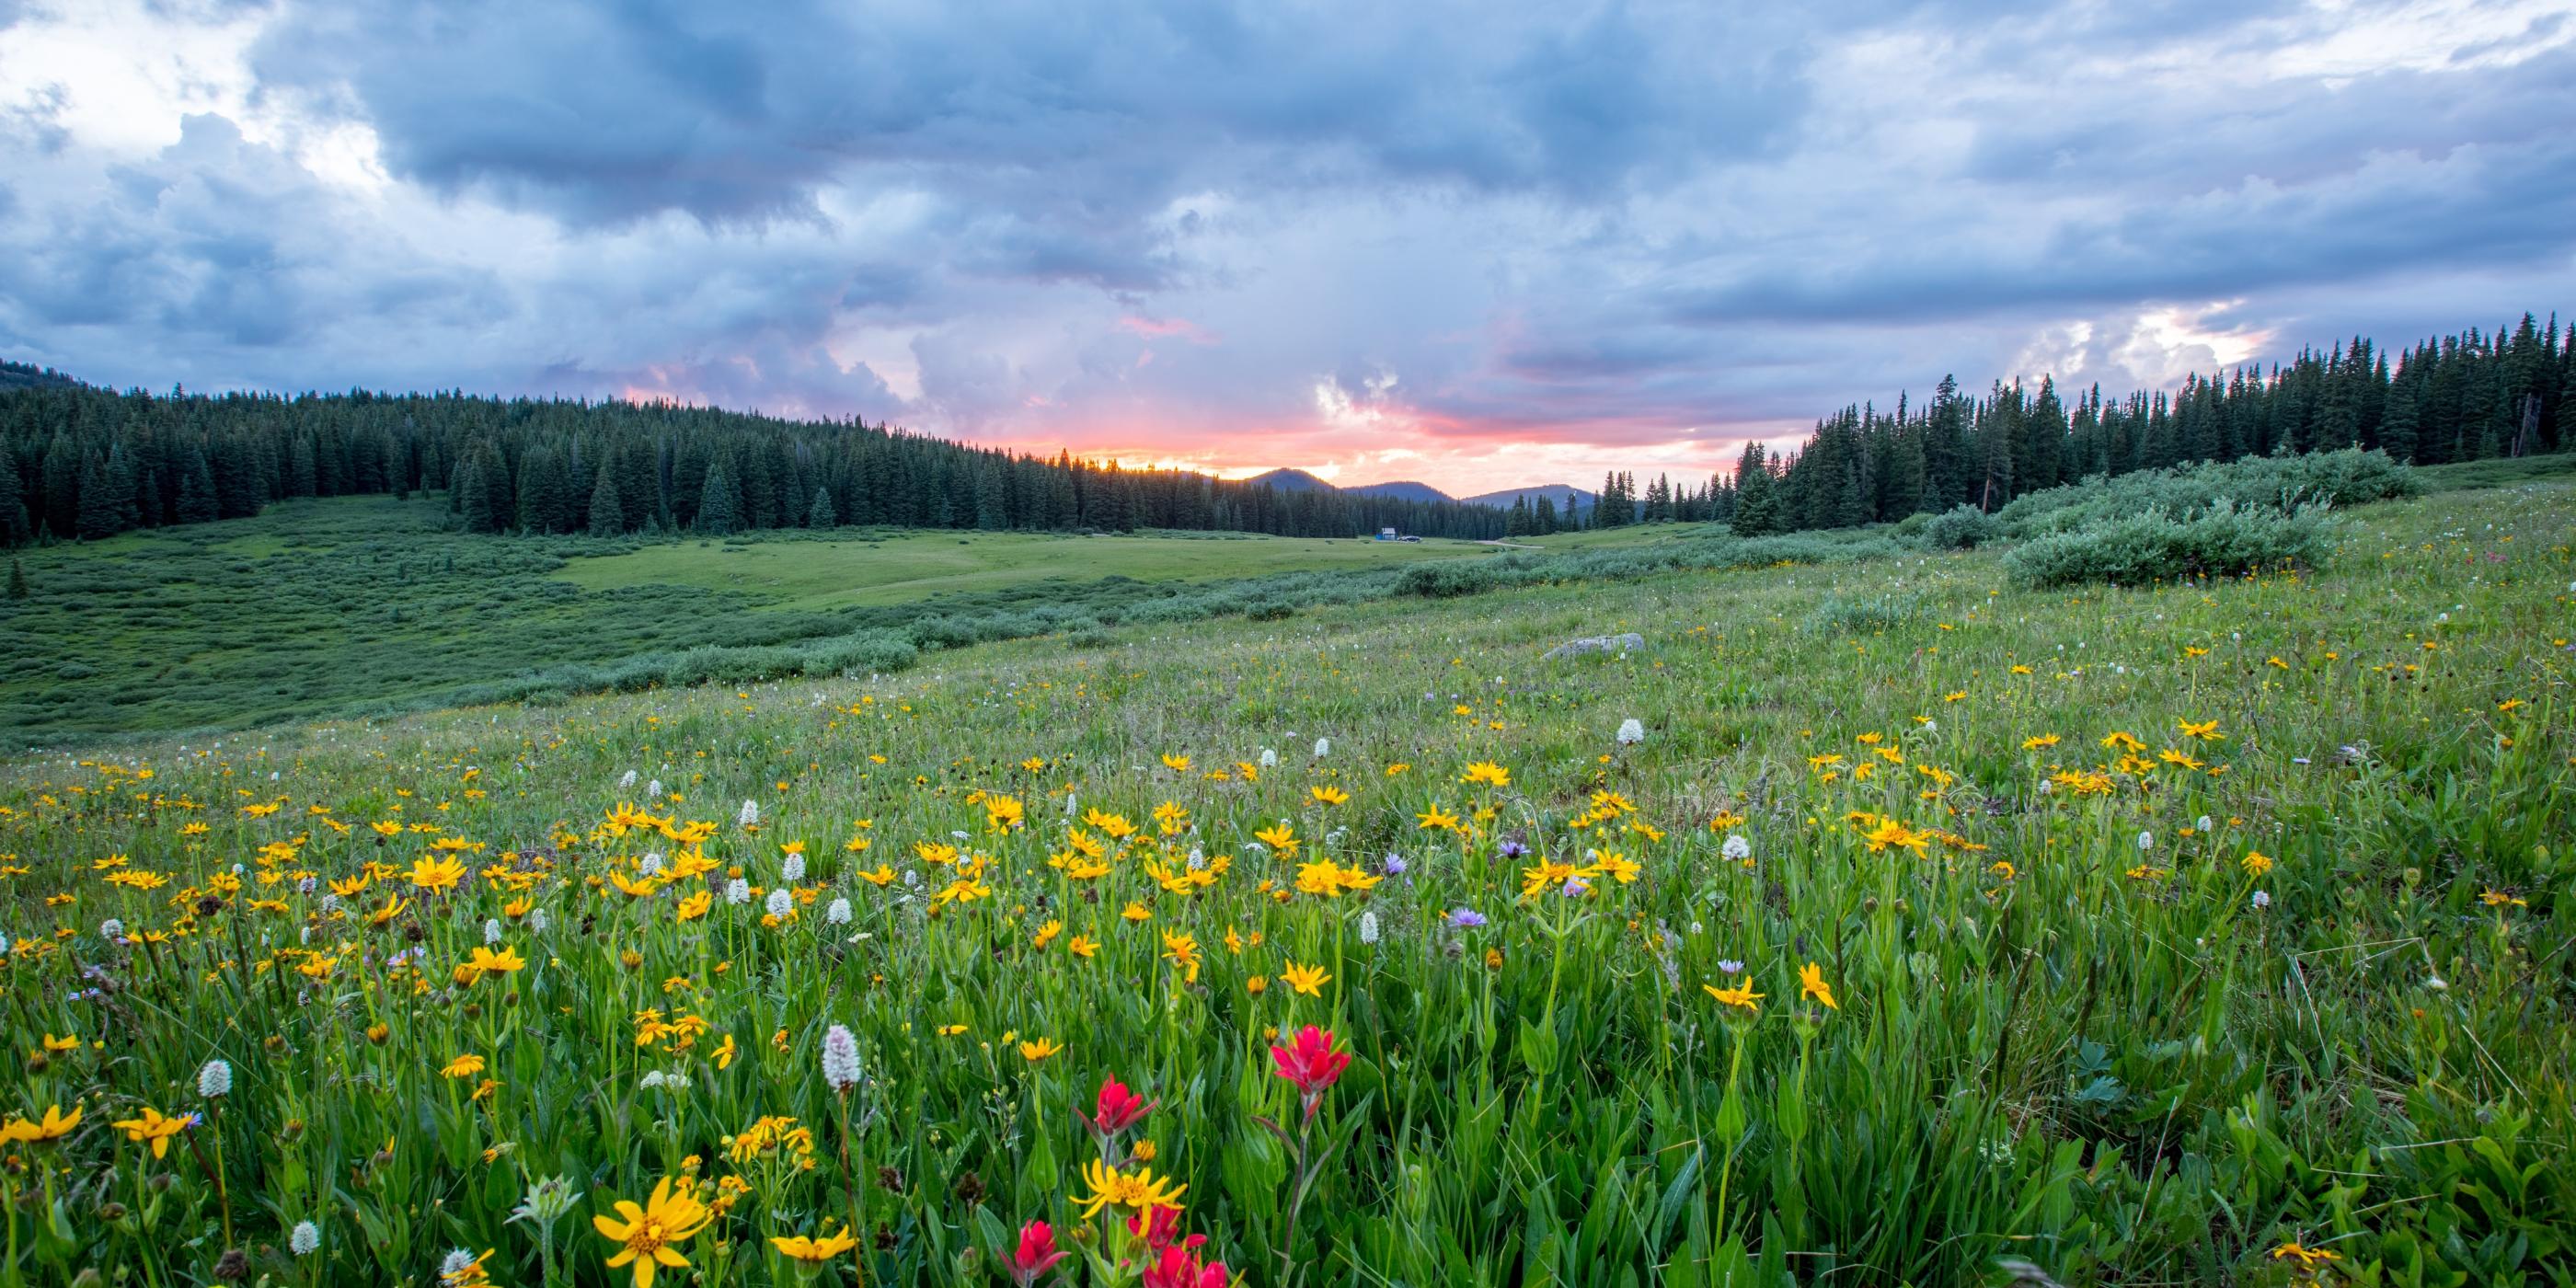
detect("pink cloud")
[1116,314,1220,344]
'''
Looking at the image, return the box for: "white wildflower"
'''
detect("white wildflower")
[529,907,550,934]
[822,1024,862,1091]
[99,918,125,940]
[2250,890,2271,910]
[782,851,806,883]
[1358,912,1380,945]
[826,898,852,925]
[197,1058,232,1098]
[1720,834,1751,862]
[1259,748,1278,768]
[618,769,638,788]
[442,1249,477,1279]
[646,778,663,799]
[765,888,793,919]
[1616,719,1645,746]
[737,799,760,828]
[2137,831,2154,851]
[290,1221,320,1256]
[2196,815,2213,834]
[1313,738,1330,759]
[483,918,502,944]
[725,879,751,905]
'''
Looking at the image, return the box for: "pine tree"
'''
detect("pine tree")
[1731,443,1777,535]
[174,449,219,524]
[76,453,126,540]
[587,466,625,537]
[696,464,738,535]
[2379,388,2421,465]
[808,486,835,530]
[5,558,25,601]
[0,448,26,545]
[454,461,497,534]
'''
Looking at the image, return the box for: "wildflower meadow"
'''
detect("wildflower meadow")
[2,473,2570,1286]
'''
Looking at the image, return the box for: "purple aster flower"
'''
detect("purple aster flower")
[1449,907,1487,929]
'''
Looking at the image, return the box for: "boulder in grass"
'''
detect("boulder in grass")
[1543,633,1645,660]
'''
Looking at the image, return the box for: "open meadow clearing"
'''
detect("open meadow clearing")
[1,471,2569,1286]
[548,528,1489,611]
[0,499,1492,740]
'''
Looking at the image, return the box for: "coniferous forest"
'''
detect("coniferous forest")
[5,311,2570,549]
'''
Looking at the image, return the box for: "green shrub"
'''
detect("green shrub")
[1999,448,2415,537]
[1918,503,2000,550]
[2004,500,2333,588]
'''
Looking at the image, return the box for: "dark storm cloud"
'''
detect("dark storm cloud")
[1,0,2570,490]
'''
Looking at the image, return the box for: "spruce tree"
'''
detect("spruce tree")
[1731,443,1777,536]
[0,449,26,545]
[6,558,26,600]
[807,486,835,530]
[697,464,738,535]
[588,466,625,537]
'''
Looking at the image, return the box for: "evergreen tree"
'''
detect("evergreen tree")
[6,557,24,600]
[0,448,26,545]
[587,466,625,537]
[175,449,219,524]
[808,486,835,530]
[696,464,738,535]
[454,461,498,535]
[1731,443,1777,535]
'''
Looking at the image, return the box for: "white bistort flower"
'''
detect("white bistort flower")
[290,1221,320,1256]
[738,799,761,828]
[822,1024,863,1091]
[197,1058,232,1098]
[1616,719,1644,746]
[826,897,852,925]
[1720,834,1752,862]
[725,879,752,905]
[765,888,793,919]
[782,851,806,883]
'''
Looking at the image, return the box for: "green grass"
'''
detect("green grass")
[1,476,2568,1286]
[2413,452,2576,491]
[0,499,1589,740]
[552,527,1489,610]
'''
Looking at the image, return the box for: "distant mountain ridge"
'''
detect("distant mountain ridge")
[1463,484,1595,514]
[1244,468,1588,512]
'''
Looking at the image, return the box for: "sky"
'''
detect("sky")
[1,0,2571,498]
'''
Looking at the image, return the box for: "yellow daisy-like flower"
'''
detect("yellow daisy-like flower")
[1703,981,1765,1015]
[1798,962,1838,1012]
[1018,1037,1063,1062]
[1281,960,1331,996]
[1073,1158,1188,1220]
[769,1225,859,1266]
[592,1175,712,1288]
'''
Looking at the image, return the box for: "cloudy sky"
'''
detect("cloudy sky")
[2,0,2571,495]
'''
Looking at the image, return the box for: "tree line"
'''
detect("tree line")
[0,370,1506,546]
[4,310,2569,548]
[1579,311,2573,535]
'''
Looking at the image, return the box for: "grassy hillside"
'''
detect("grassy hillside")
[0,497,1499,739]
[1,474,2567,1285]
[552,526,1487,611]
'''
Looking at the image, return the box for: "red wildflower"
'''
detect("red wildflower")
[1140,1245,1230,1288]
[1006,1220,1069,1285]
[1126,1203,1206,1254]
[1269,1024,1352,1121]
[1078,1076,1157,1142]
